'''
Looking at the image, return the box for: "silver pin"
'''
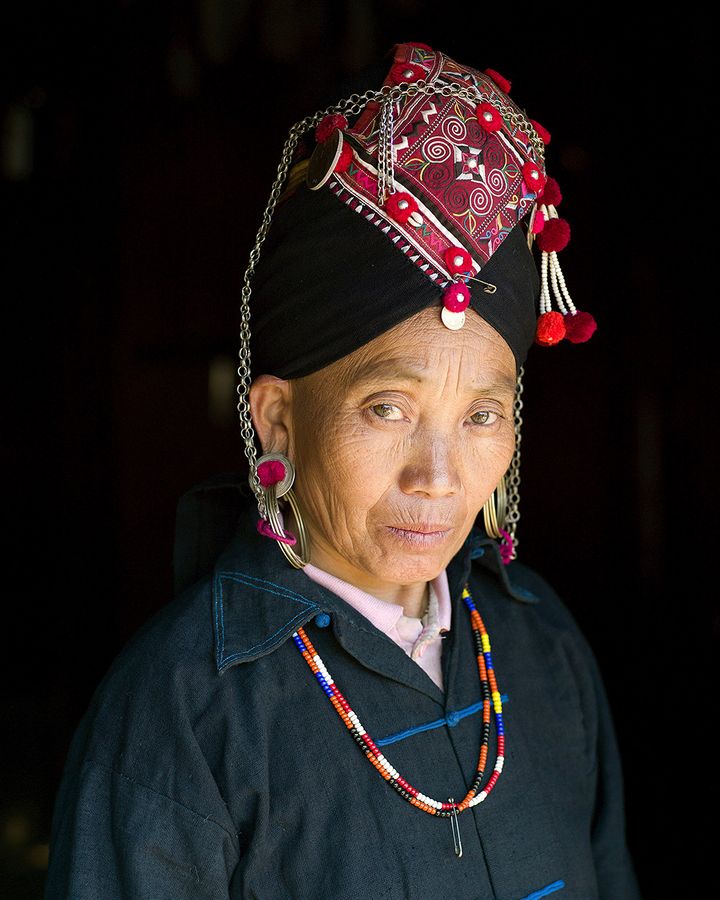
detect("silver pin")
[465,276,497,294]
[449,798,463,858]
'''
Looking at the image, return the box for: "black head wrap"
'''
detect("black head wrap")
[250,185,538,378]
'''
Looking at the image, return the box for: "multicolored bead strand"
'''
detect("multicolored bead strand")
[291,582,505,819]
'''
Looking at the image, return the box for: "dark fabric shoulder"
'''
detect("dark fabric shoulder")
[45,576,243,898]
[467,556,643,899]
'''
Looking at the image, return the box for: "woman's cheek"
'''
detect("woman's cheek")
[330,425,394,482]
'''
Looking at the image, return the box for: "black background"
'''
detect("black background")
[2,4,717,897]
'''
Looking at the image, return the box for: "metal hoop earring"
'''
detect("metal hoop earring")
[252,452,310,569]
[482,475,508,540]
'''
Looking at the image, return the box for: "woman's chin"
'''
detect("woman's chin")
[369,528,459,582]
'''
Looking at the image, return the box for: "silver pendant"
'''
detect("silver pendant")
[449,798,463,858]
[441,307,465,331]
[306,129,344,191]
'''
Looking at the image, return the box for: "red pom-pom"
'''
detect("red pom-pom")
[334,141,354,173]
[522,161,546,195]
[476,102,503,132]
[442,282,470,313]
[385,191,418,224]
[444,246,472,274]
[315,114,348,144]
[531,209,545,234]
[530,119,551,145]
[538,176,562,207]
[257,459,286,487]
[484,68,512,94]
[389,61,426,84]
[564,311,597,343]
[535,218,571,253]
[535,311,566,346]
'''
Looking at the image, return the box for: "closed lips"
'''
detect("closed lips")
[389,524,451,533]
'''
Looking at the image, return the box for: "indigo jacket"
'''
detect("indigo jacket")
[45,480,641,899]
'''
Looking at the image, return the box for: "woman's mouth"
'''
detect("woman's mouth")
[384,524,453,548]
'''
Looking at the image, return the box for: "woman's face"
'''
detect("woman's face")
[252,306,517,592]
[251,309,516,594]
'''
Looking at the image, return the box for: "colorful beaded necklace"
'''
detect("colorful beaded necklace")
[292,583,505,857]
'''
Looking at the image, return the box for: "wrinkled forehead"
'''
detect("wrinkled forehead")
[301,306,518,396]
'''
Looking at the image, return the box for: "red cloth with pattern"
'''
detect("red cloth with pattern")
[328,43,545,286]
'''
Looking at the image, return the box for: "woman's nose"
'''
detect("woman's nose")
[397,433,461,498]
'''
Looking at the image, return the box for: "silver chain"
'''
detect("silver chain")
[237,81,543,516]
[504,367,524,557]
[377,96,396,204]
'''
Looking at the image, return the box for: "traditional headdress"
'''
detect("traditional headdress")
[237,42,595,564]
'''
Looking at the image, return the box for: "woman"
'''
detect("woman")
[45,43,641,898]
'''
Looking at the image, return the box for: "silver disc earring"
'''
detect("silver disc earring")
[252,452,310,569]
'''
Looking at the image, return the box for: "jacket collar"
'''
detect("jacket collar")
[211,495,538,691]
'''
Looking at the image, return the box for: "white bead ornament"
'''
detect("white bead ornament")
[538,203,577,317]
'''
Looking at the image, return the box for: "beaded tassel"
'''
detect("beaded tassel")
[292,583,505,819]
[534,197,597,346]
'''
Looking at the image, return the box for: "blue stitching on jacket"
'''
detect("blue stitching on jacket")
[518,880,565,899]
[219,571,320,606]
[214,571,319,668]
[376,694,509,746]
[213,572,225,664]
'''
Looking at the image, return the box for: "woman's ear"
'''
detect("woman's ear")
[249,375,293,456]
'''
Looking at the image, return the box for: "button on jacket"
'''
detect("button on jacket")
[45,483,641,899]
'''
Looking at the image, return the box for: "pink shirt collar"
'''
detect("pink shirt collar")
[302,561,452,684]
[302,563,452,635]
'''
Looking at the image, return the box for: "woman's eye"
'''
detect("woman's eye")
[470,410,498,426]
[369,402,403,420]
